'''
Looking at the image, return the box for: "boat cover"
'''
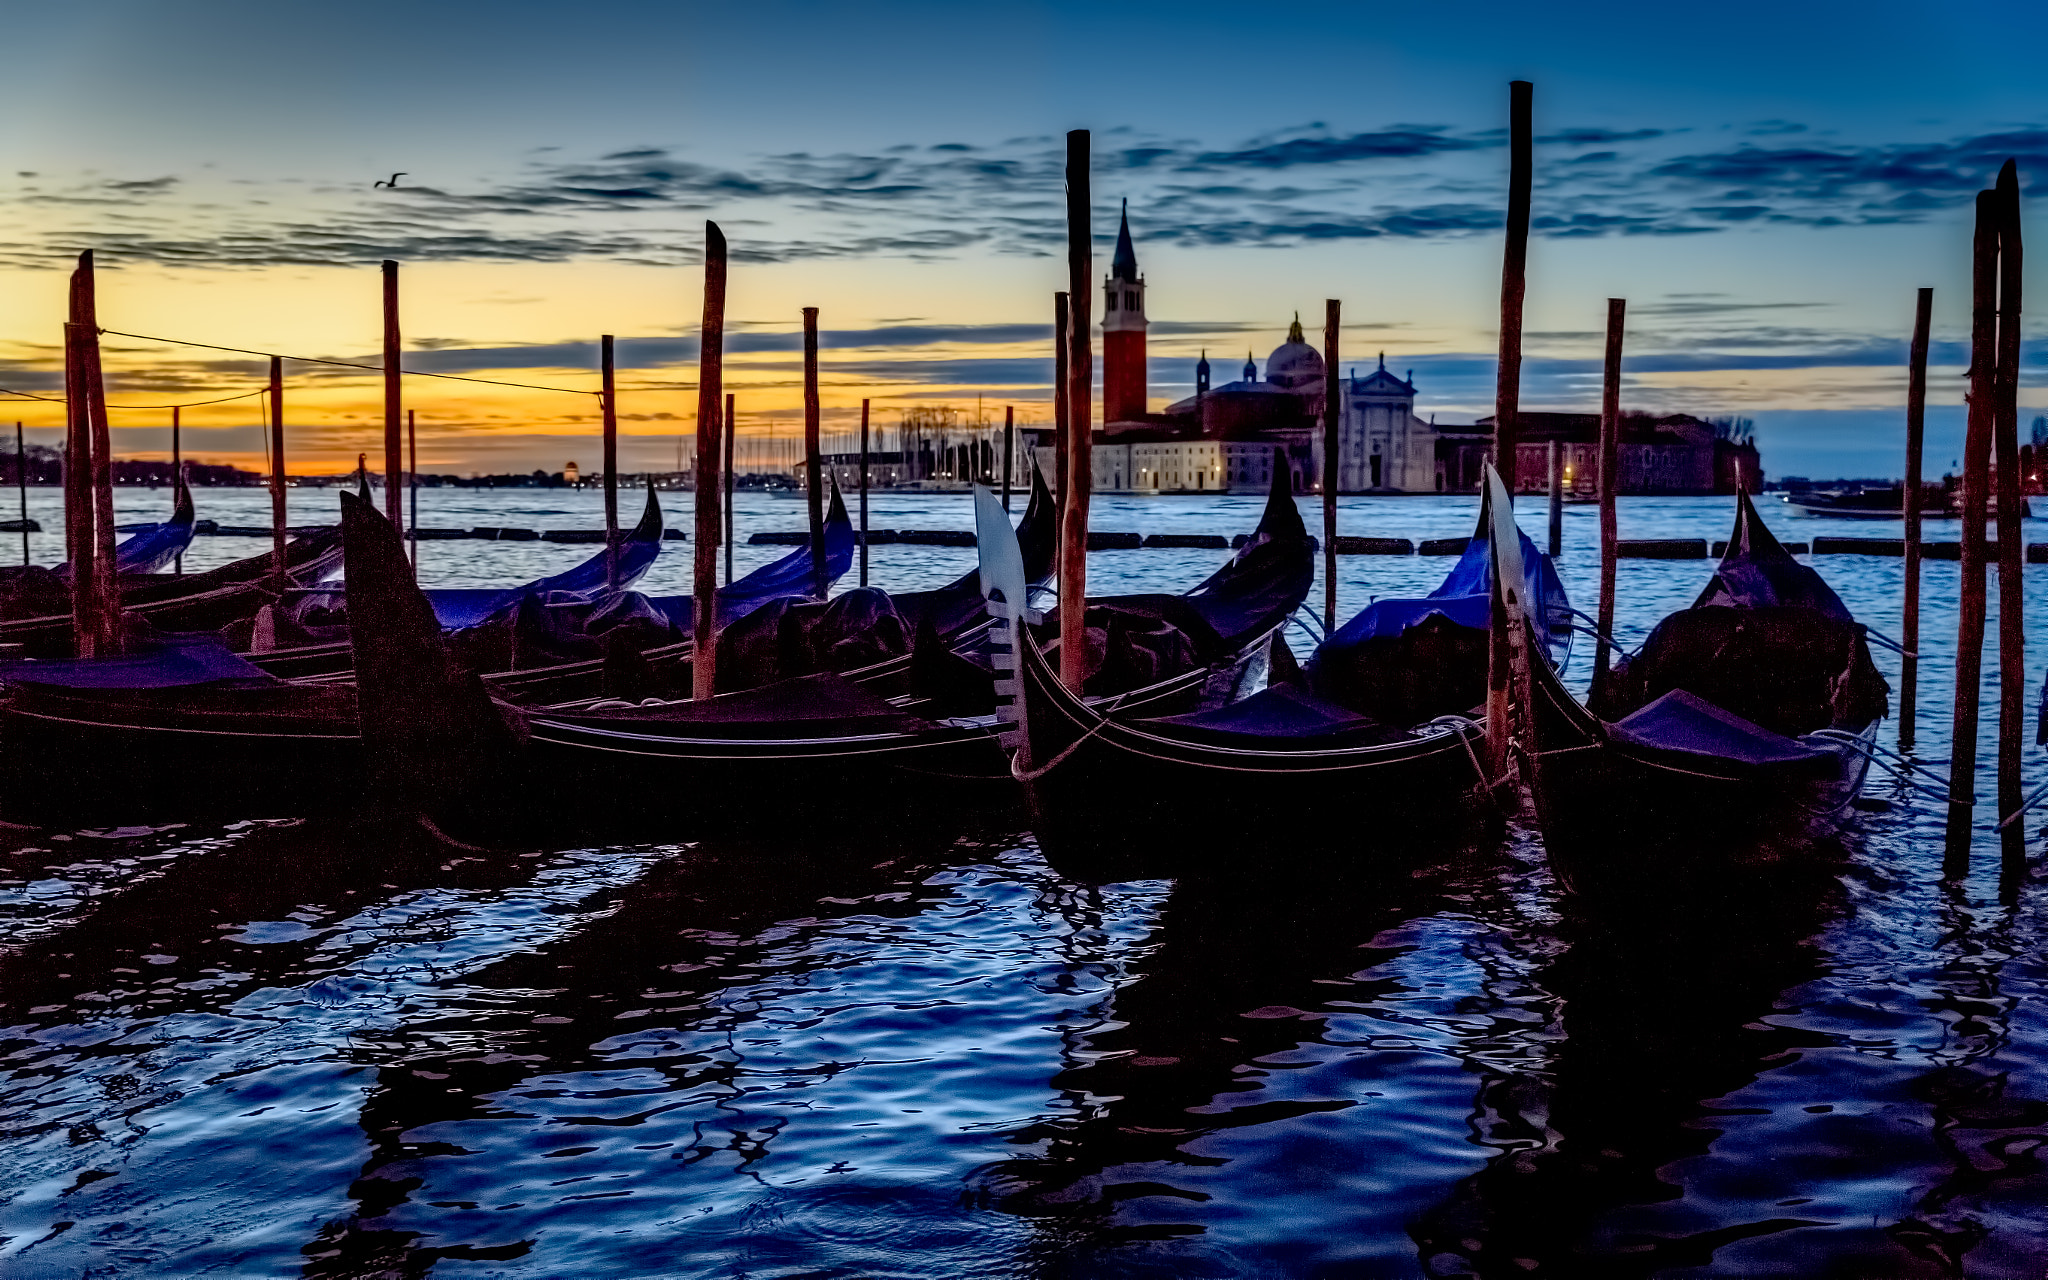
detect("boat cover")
[1606,688,1832,768]
[428,488,670,630]
[1143,681,1391,749]
[0,634,275,690]
[550,670,934,740]
[56,484,197,577]
[1693,491,1852,623]
[1317,519,1571,662]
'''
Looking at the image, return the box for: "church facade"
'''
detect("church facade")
[1041,204,1756,495]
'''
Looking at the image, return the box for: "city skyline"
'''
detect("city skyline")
[0,0,2039,480]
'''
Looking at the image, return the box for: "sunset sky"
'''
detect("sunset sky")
[0,0,2040,479]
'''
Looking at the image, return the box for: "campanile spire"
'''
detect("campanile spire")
[1101,198,1149,423]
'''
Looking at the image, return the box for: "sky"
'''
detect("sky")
[0,0,2041,480]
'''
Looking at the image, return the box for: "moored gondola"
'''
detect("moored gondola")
[1497,468,1887,891]
[245,484,678,676]
[506,467,1313,835]
[479,462,1053,705]
[1002,482,1567,879]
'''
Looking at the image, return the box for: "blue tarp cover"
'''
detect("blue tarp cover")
[1147,681,1382,744]
[426,533,665,630]
[632,494,858,637]
[1607,688,1831,767]
[1319,521,1571,662]
[0,635,276,689]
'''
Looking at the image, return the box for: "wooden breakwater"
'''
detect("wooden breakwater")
[170,521,2048,561]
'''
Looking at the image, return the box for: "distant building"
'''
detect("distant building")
[563,461,580,484]
[1042,201,1762,496]
[1434,412,1762,495]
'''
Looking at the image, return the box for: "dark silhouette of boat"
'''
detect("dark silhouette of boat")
[1006,485,1568,880]
[1508,476,1888,890]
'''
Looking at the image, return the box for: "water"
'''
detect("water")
[5,489,2048,1277]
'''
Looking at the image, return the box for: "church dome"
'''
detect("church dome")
[1264,313,1324,394]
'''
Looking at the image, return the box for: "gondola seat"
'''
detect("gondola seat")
[1140,681,1404,750]
[1605,688,1837,774]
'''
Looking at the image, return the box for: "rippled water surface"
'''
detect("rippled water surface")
[5,487,2048,1277]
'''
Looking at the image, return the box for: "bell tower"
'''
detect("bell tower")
[1101,200,1148,424]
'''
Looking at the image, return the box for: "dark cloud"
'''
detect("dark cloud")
[1189,129,1488,169]
[1538,128,1666,146]
[11,119,2043,275]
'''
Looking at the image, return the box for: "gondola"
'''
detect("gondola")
[0,483,199,629]
[488,464,1055,705]
[0,516,346,658]
[87,479,199,576]
[0,472,1034,827]
[1003,483,1569,875]
[1501,469,1888,890]
[503,464,1313,835]
[245,485,677,676]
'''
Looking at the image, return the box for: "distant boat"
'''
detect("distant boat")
[1781,486,2030,520]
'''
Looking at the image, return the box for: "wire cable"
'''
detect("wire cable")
[98,328,599,397]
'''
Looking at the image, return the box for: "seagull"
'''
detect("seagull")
[373,172,408,188]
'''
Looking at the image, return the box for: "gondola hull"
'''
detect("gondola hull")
[1522,659,1875,893]
[1013,621,1487,882]
[0,685,361,824]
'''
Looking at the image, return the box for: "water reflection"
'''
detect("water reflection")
[1411,853,1847,1276]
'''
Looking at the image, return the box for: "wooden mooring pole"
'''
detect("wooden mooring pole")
[1900,288,1932,749]
[692,222,727,703]
[15,422,27,567]
[382,260,404,529]
[1992,160,2025,881]
[1945,190,2000,871]
[601,334,620,590]
[171,406,183,575]
[267,355,287,592]
[1052,291,1070,581]
[1059,128,1093,695]
[1001,404,1014,513]
[803,307,826,599]
[723,393,736,586]
[407,409,418,575]
[858,398,871,587]
[1546,440,1563,558]
[1492,80,1533,495]
[1486,81,1533,779]
[1323,300,1340,635]
[1593,300,1623,688]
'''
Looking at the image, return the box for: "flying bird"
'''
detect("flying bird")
[373,172,408,188]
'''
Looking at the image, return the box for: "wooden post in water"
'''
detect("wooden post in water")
[382,260,404,529]
[1486,82,1533,777]
[692,222,727,702]
[1594,299,1625,685]
[69,254,120,656]
[1001,404,1014,513]
[267,356,287,592]
[15,422,27,567]
[601,335,620,590]
[1492,80,1533,495]
[1945,190,2000,869]
[858,398,871,587]
[407,409,419,575]
[1546,440,1563,558]
[1053,292,1070,544]
[1900,288,1932,749]
[1322,300,1340,634]
[1991,161,2025,878]
[802,307,826,598]
[720,391,737,585]
[62,258,96,651]
[1059,130,1093,694]
[170,406,183,575]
